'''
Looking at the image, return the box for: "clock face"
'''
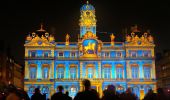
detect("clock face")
[86,11,90,15]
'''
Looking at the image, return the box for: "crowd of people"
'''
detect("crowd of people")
[0,79,170,100]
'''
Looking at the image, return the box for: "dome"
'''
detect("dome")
[80,1,95,11]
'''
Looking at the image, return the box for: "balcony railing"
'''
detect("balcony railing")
[25,56,54,60]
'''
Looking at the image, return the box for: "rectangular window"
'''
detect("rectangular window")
[70,68,76,79]
[143,51,150,57]
[104,68,111,78]
[30,67,36,79]
[58,52,64,57]
[58,68,64,78]
[116,52,122,57]
[144,67,151,79]
[43,67,49,79]
[131,67,139,79]
[88,68,93,78]
[105,52,110,57]
[131,51,137,57]
[44,52,49,57]
[71,52,76,57]
[116,68,123,79]
[31,51,36,57]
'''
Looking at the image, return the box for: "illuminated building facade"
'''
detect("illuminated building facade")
[24,2,156,99]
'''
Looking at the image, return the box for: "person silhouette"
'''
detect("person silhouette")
[143,89,156,100]
[101,85,119,100]
[51,85,69,100]
[31,88,45,100]
[65,91,72,100]
[74,79,100,100]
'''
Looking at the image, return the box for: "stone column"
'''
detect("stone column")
[51,49,54,57]
[126,61,131,79]
[50,85,55,97]
[65,62,69,79]
[25,48,28,57]
[98,62,101,78]
[50,61,54,79]
[151,48,154,58]
[80,62,83,78]
[139,61,144,79]
[111,63,115,79]
[25,61,29,79]
[152,60,156,79]
[37,61,42,79]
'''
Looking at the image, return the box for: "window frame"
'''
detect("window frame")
[30,51,36,57]
[29,66,37,79]
[58,52,64,57]
[104,52,110,57]
[131,64,139,79]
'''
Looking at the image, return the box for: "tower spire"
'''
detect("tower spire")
[80,1,96,37]
[37,23,45,32]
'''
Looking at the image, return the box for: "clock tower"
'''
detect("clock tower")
[79,1,97,37]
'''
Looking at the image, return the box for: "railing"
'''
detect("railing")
[125,56,155,60]
[25,56,54,60]
[103,42,124,47]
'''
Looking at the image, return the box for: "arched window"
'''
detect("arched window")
[41,86,49,94]
[29,64,37,79]
[57,64,64,79]
[70,65,77,79]
[143,64,151,79]
[29,86,35,95]
[103,64,111,79]
[132,86,139,98]
[144,86,152,94]
[131,64,139,79]
[116,64,123,79]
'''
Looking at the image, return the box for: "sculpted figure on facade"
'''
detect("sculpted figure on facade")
[66,34,70,45]
[110,33,115,46]
[148,35,154,43]
[126,35,131,42]
[134,35,139,45]
[26,34,32,41]
[48,35,55,42]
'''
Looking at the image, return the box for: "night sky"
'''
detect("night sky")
[1,0,170,65]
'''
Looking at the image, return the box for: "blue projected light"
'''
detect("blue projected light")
[25,2,156,99]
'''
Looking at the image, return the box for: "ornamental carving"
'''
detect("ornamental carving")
[83,31,97,39]
[125,32,154,46]
[25,31,55,47]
